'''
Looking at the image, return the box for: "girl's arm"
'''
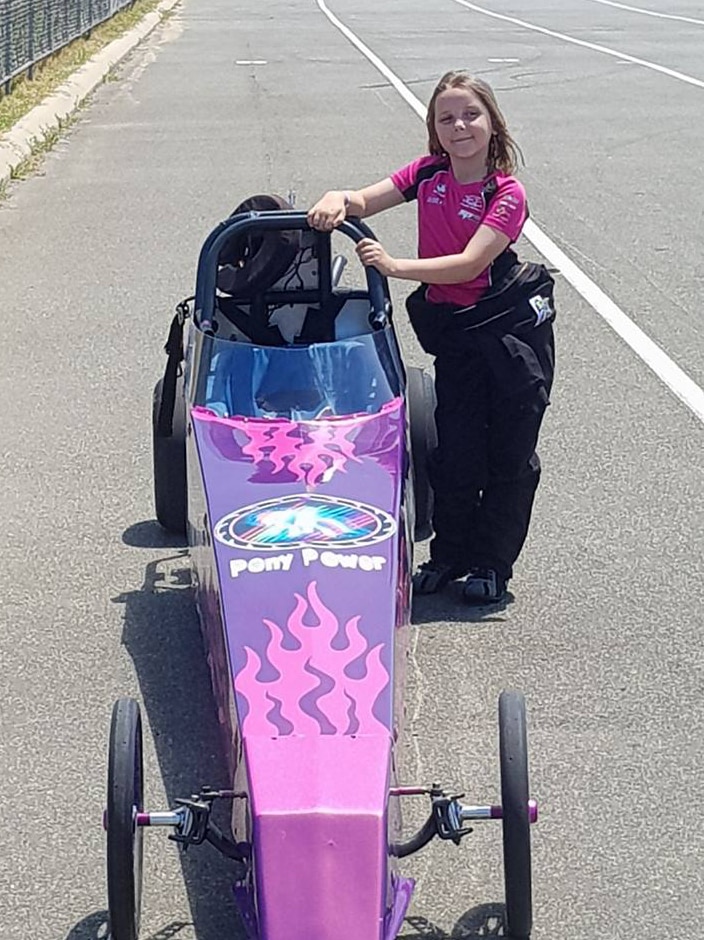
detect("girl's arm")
[308,178,405,231]
[357,224,511,283]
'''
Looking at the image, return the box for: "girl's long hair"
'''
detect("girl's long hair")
[426,71,523,175]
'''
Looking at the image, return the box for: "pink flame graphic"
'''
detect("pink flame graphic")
[193,398,403,485]
[238,420,361,486]
[239,423,296,475]
[236,582,389,736]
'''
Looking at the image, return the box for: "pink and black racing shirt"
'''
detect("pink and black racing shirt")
[390,155,527,307]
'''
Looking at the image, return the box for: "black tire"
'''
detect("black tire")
[217,193,300,298]
[107,698,144,940]
[406,367,437,542]
[152,375,187,534]
[499,690,533,939]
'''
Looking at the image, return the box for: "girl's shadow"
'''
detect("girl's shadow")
[412,587,514,626]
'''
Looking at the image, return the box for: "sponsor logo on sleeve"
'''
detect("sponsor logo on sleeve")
[529,293,554,327]
[492,195,520,221]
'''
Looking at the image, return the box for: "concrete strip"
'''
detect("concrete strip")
[0,0,181,190]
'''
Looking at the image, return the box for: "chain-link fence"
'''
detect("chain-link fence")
[1,0,135,90]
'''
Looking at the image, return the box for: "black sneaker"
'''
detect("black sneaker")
[412,561,468,595]
[461,568,508,605]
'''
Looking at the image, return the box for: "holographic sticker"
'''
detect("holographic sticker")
[214,493,396,551]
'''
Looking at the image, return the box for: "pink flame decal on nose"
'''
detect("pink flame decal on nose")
[236,419,361,486]
[236,582,390,736]
[193,398,404,485]
[239,423,296,477]
[291,422,361,485]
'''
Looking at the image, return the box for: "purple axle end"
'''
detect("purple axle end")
[490,799,538,824]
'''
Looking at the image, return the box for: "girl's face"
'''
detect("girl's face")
[433,86,493,165]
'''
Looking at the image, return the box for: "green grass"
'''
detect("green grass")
[0,0,164,135]
[7,111,80,182]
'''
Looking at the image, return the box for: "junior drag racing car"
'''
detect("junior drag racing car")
[104,200,537,940]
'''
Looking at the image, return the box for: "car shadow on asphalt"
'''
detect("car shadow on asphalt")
[64,910,193,939]
[64,907,508,940]
[66,522,504,940]
[400,904,507,937]
[72,519,247,940]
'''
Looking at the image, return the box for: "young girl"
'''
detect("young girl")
[307,70,555,605]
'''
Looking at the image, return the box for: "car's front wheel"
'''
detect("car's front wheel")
[499,690,533,939]
[107,698,144,940]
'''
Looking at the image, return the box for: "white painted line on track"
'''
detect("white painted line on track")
[524,220,704,424]
[316,0,704,426]
[451,0,704,91]
[585,0,704,28]
[314,1,425,118]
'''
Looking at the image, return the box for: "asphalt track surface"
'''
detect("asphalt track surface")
[1,1,703,938]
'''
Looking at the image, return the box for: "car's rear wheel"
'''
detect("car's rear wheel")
[499,690,533,939]
[152,375,187,534]
[406,367,437,542]
[107,698,144,940]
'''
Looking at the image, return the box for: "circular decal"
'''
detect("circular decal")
[214,494,397,551]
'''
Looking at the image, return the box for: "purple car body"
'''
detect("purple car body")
[183,213,417,940]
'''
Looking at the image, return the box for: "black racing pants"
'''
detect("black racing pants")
[428,322,555,580]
